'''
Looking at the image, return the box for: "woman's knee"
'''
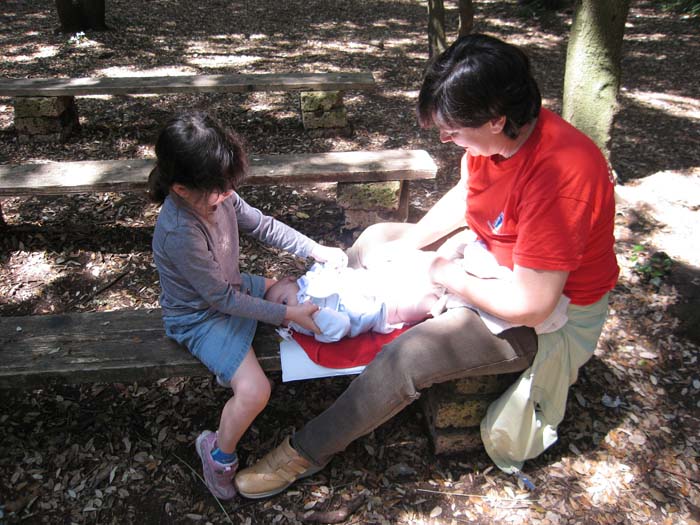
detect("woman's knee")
[371,338,426,387]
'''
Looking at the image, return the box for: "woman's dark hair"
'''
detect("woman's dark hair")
[148,111,248,204]
[417,34,541,139]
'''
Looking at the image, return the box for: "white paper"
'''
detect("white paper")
[279,338,365,382]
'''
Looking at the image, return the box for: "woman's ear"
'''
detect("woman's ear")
[489,116,507,134]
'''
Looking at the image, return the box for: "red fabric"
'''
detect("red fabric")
[464,108,619,305]
[291,327,411,369]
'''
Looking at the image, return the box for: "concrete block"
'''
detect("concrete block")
[15,116,65,135]
[14,96,76,117]
[428,426,483,455]
[337,180,408,230]
[14,99,79,142]
[300,90,344,112]
[302,107,347,129]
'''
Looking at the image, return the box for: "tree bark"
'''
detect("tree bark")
[562,0,631,159]
[56,0,108,33]
[458,0,474,36]
[427,0,447,58]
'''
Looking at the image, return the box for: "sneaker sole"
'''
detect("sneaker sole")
[236,464,324,499]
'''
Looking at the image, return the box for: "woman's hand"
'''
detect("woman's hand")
[311,244,348,269]
[284,301,322,334]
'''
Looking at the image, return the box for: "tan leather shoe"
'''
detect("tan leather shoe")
[235,437,324,499]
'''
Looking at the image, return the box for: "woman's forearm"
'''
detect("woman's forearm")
[430,258,568,327]
[405,184,468,249]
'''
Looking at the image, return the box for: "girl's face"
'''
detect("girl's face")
[206,188,235,208]
[173,183,235,214]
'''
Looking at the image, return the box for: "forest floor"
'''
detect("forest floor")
[1,0,699,523]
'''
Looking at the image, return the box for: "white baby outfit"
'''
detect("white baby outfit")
[285,263,400,343]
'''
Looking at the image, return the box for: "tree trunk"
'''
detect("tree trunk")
[56,0,108,33]
[427,0,447,58]
[458,0,474,36]
[562,0,631,159]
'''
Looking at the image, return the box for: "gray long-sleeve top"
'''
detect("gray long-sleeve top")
[152,192,319,325]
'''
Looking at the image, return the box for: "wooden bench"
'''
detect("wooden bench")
[0,308,281,389]
[0,72,376,139]
[0,306,515,455]
[0,149,437,228]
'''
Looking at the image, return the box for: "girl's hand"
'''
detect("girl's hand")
[284,301,322,334]
[311,244,348,269]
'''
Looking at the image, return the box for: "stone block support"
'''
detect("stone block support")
[421,374,518,455]
[13,96,79,143]
[336,180,409,232]
[301,90,348,129]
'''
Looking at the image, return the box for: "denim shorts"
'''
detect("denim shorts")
[163,273,267,384]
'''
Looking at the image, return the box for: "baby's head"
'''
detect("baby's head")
[264,276,300,306]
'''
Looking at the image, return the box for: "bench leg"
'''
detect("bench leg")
[14,96,80,143]
[300,91,348,129]
[420,374,517,455]
[337,180,409,233]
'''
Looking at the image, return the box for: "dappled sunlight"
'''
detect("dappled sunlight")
[0,103,12,131]
[575,456,636,506]
[616,168,700,268]
[186,54,262,68]
[3,43,61,64]
[1,252,62,308]
[380,88,419,102]
[96,65,198,77]
[624,32,671,43]
[622,89,700,121]
[13,252,55,282]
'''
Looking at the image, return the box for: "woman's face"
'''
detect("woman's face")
[435,113,508,157]
[438,122,500,157]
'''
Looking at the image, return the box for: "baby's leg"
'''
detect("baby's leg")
[386,292,441,325]
[217,347,271,453]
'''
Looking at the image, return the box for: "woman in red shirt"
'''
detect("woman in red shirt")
[235,33,619,498]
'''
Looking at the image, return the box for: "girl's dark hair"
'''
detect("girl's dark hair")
[148,111,249,204]
[417,34,541,139]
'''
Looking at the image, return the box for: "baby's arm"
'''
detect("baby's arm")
[311,308,352,343]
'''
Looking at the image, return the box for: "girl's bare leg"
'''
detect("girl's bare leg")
[216,347,271,453]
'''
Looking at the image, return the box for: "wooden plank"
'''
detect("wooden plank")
[0,73,375,97]
[0,150,437,197]
[0,309,282,389]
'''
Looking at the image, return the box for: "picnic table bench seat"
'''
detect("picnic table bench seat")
[0,149,437,197]
[0,72,376,139]
[0,72,376,98]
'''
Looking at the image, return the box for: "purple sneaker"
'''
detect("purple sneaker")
[195,430,238,500]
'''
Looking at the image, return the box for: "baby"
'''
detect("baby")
[265,259,442,343]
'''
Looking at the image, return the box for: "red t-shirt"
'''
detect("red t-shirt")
[464,108,619,305]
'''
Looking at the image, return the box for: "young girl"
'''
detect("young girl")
[148,112,347,500]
